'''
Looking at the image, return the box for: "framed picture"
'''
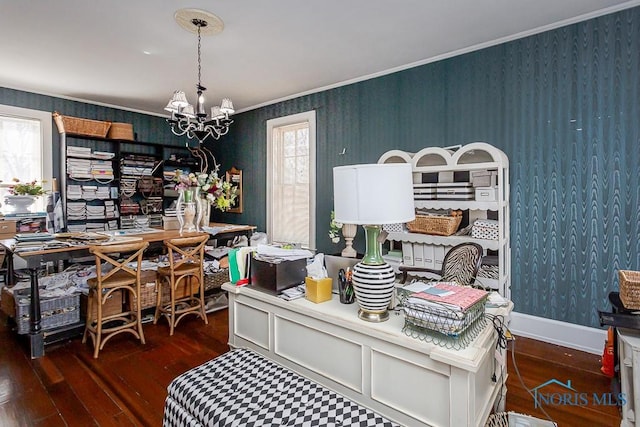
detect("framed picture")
[226,167,243,213]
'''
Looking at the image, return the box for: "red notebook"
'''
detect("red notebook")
[412,282,488,312]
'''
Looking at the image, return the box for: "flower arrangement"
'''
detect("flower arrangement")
[173,168,238,212]
[8,178,47,196]
[329,210,342,243]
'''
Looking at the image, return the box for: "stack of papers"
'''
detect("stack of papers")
[67,185,83,200]
[256,244,314,261]
[67,146,92,158]
[279,285,306,301]
[91,160,114,179]
[67,202,87,220]
[67,158,92,179]
[86,205,105,220]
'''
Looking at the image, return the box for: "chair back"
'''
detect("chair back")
[439,242,483,287]
[89,241,149,286]
[164,234,209,271]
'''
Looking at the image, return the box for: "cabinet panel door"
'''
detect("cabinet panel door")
[274,315,363,393]
[371,349,450,426]
[234,301,270,350]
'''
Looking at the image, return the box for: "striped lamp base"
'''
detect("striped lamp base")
[352,262,395,322]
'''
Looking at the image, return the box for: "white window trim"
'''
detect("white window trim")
[266,110,317,249]
[0,104,53,187]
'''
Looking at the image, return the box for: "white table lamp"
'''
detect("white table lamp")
[333,163,415,322]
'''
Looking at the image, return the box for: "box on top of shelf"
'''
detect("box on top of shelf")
[471,170,498,187]
[107,123,134,140]
[53,112,111,137]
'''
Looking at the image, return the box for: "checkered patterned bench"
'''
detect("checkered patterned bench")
[163,348,399,426]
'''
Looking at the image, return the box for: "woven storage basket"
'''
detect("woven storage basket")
[619,270,640,310]
[205,269,229,291]
[107,122,134,140]
[407,211,462,236]
[53,112,111,137]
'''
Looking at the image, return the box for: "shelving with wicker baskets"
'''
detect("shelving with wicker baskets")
[378,142,511,298]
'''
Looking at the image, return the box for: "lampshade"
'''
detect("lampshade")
[220,98,235,114]
[333,163,415,225]
[169,90,189,108]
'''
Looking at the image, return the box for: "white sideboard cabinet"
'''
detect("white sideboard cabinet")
[224,283,513,427]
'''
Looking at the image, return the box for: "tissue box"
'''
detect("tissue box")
[250,257,307,294]
[305,277,332,303]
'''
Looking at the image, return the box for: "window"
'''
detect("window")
[267,111,316,248]
[0,105,53,211]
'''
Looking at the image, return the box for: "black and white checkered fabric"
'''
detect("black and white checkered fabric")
[163,348,399,427]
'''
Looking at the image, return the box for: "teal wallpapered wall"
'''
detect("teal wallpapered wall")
[2,7,638,328]
[211,7,640,328]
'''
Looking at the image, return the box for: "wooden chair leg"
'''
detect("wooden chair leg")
[199,276,208,324]
[153,279,162,325]
[169,277,176,336]
[93,298,103,359]
[82,289,94,344]
[134,284,146,344]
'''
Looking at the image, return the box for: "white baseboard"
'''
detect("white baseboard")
[509,312,607,355]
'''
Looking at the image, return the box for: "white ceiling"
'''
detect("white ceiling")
[1,0,639,117]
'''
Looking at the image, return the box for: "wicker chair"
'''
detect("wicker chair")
[399,242,484,287]
[83,241,149,358]
[154,234,209,335]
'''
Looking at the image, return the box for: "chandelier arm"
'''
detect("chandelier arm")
[169,122,190,137]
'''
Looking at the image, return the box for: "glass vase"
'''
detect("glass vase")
[200,197,211,228]
[176,188,202,234]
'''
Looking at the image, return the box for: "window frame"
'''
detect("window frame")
[0,104,53,195]
[266,110,317,249]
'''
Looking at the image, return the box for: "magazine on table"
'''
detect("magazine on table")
[406,281,488,313]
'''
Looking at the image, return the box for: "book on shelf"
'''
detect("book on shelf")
[411,282,488,312]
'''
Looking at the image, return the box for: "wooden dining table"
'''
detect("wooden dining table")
[0,223,255,358]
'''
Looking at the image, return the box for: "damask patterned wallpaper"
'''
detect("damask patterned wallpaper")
[1,7,638,328]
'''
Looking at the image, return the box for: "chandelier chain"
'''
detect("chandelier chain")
[197,23,202,87]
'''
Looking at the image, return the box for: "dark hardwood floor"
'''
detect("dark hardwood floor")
[0,308,621,426]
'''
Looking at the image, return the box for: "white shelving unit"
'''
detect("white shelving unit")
[378,142,511,299]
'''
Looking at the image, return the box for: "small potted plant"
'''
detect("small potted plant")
[4,178,47,214]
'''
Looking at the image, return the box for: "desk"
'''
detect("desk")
[1,223,255,358]
[224,283,512,427]
[206,222,256,245]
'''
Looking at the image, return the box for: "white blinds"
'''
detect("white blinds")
[270,122,310,246]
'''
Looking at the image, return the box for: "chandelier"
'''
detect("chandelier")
[165,10,234,144]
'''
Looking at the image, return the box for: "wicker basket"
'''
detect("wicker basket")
[406,211,463,236]
[53,112,111,137]
[107,122,134,140]
[619,270,640,310]
[205,269,229,291]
